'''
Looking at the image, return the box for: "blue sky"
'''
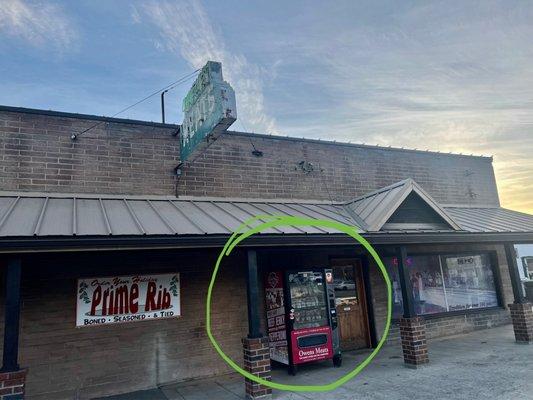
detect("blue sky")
[1,0,532,213]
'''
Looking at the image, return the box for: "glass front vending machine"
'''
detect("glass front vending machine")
[264,268,342,375]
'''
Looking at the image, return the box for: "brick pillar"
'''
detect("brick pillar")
[509,303,533,343]
[242,337,272,400]
[399,317,429,368]
[0,368,27,400]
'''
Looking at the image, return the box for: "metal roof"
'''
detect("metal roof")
[444,206,533,233]
[0,193,356,237]
[344,179,462,231]
[0,180,532,241]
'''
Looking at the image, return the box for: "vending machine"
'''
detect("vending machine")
[264,268,342,375]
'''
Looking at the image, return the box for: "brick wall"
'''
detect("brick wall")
[242,337,272,399]
[0,369,27,399]
[0,242,516,399]
[1,108,500,206]
[508,303,533,343]
[0,108,179,196]
[370,243,514,344]
[178,132,500,205]
[0,249,248,400]
[386,309,511,344]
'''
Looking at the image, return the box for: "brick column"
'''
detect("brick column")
[399,317,429,368]
[242,337,272,400]
[509,303,533,343]
[0,368,27,399]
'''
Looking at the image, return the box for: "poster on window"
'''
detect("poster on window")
[76,273,180,327]
[264,271,288,364]
[444,255,498,310]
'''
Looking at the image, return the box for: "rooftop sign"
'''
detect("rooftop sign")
[180,61,236,162]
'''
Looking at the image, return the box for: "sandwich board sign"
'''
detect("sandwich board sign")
[180,61,237,162]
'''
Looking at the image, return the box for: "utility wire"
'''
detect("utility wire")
[71,69,201,140]
[238,118,262,156]
[318,162,335,204]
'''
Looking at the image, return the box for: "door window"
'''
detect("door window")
[332,264,358,307]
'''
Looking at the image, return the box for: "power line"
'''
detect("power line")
[70,69,200,140]
[239,119,263,157]
[317,162,335,204]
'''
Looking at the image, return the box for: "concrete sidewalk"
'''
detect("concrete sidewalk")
[98,325,533,400]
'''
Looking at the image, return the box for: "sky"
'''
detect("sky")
[0,0,532,213]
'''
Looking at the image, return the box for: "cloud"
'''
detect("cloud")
[0,0,76,49]
[132,0,277,134]
[257,1,533,213]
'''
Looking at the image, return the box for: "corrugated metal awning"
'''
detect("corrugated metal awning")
[0,186,532,243]
[0,193,357,237]
[444,206,533,233]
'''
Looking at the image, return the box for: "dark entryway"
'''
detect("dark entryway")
[330,258,370,350]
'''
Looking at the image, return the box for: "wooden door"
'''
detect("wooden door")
[331,259,370,350]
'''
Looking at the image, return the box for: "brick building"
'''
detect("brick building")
[0,105,532,399]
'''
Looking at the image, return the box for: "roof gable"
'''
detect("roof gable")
[344,179,461,231]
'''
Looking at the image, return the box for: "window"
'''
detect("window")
[332,264,358,303]
[409,255,448,315]
[442,254,498,310]
[384,252,499,317]
[525,257,533,280]
[384,257,404,319]
[515,244,533,281]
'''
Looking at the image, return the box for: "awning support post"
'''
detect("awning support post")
[243,249,272,399]
[504,243,526,304]
[246,249,262,339]
[1,258,22,372]
[396,246,429,367]
[504,243,533,343]
[397,246,416,318]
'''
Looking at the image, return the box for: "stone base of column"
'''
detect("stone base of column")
[509,303,533,343]
[399,317,429,368]
[0,368,27,400]
[242,337,272,400]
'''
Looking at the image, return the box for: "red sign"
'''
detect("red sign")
[264,271,288,364]
[290,326,333,364]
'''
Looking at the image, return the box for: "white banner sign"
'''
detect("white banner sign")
[76,273,180,327]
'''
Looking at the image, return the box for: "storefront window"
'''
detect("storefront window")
[409,255,448,315]
[442,254,498,310]
[515,244,533,281]
[384,257,404,319]
[384,253,499,317]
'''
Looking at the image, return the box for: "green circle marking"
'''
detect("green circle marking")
[206,215,392,392]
